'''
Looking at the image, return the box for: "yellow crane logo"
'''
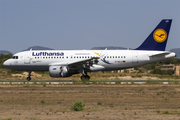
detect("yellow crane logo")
[153,29,167,43]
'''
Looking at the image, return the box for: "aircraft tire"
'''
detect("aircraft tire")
[81,75,90,82]
[27,77,31,81]
[86,75,90,79]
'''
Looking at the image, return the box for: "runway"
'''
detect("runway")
[0,80,180,85]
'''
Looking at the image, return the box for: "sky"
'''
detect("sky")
[0,0,180,53]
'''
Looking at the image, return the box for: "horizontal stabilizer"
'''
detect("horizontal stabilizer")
[149,52,171,57]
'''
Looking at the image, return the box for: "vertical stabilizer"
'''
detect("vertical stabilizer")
[135,19,172,51]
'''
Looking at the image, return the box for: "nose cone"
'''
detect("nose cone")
[3,59,10,68]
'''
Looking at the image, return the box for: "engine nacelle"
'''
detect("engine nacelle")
[49,66,69,77]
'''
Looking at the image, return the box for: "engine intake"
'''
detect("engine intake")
[49,66,69,77]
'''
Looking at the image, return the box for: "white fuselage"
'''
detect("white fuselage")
[3,50,176,72]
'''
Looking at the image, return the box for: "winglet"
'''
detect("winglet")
[135,19,172,51]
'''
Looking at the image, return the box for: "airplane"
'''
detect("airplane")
[3,19,176,81]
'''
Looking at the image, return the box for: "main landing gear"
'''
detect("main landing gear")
[80,71,90,81]
[81,75,90,81]
[79,68,90,81]
[26,71,31,81]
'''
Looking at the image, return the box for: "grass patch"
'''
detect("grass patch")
[55,110,103,113]
[71,100,85,111]
[146,80,161,84]
[57,101,61,104]
[0,118,12,120]
[33,82,37,85]
[164,98,169,100]
[138,86,144,92]
[168,80,180,84]
[97,102,102,105]
[41,100,45,104]
[109,103,114,107]
[72,80,80,84]
[91,80,104,84]
[115,80,121,84]
[155,110,180,115]
[40,82,47,87]
[130,80,135,84]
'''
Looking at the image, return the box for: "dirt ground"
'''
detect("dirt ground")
[0,84,180,120]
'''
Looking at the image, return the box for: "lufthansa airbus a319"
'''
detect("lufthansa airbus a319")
[3,19,176,81]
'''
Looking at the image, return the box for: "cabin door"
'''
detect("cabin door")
[132,52,138,63]
[24,52,31,64]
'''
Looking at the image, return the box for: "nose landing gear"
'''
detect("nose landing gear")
[26,71,31,81]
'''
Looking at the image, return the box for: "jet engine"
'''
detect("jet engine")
[49,66,69,77]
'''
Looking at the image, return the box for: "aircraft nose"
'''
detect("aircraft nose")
[3,60,10,68]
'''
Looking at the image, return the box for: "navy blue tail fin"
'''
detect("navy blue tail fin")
[135,19,172,51]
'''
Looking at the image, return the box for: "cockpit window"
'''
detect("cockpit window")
[11,56,18,59]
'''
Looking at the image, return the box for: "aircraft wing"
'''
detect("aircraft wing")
[49,57,100,66]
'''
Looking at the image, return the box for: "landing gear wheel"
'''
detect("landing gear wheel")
[86,75,90,79]
[27,71,32,81]
[81,75,90,82]
[27,77,31,81]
